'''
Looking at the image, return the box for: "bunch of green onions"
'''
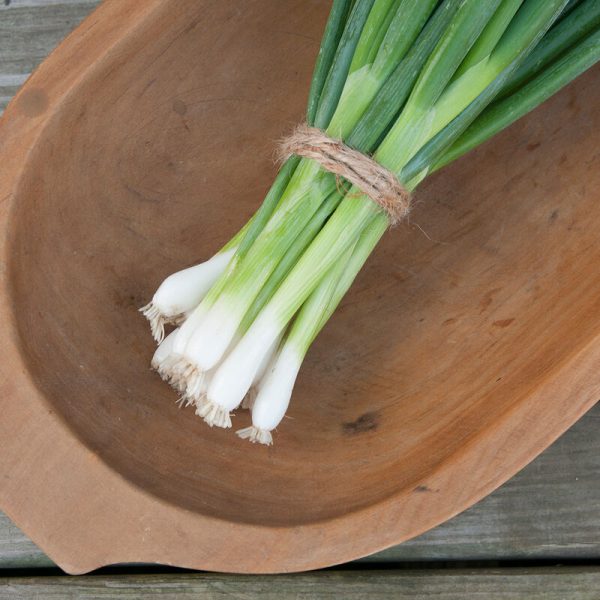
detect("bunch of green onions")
[142,0,600,445]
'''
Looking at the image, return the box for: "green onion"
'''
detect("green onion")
[142,0,599,443]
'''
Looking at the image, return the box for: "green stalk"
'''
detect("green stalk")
[557,0,584,22]
[313,0,378,129]
[318,216,388,331]
[401,0,570,184]
[348,0,464,152]
[233,157,300,260]
[307,0,354,125]
[260,201,384,326]
[373,0,503,171]
[484,0,570,80]
[372,0,439,80]
[240,190,343,331]
[231,0,391,260]
[348,0,400,73]
[453,0,525,79]
[400,0,504,114]
[284,244,356,359]
[199,157,302,309]
[326,0,437,138]
[434,27,600,169]
[498,0,600,97]
[289,214,388,358]
[397,0,569,172]
[202,159,336,309]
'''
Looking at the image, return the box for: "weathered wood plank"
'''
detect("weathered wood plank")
[2,568,600,599]
[0,0,99,112]
[0,512,53,569]
[3,1,98,7]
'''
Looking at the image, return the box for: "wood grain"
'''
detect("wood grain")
[2,569,600,599]
[1,0,599,575]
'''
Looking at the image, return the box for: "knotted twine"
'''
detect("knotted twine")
[278,123,412,225]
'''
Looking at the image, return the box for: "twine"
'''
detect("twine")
[278,123,411,225]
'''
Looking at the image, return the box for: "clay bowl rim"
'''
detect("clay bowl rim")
[0,0,598,574]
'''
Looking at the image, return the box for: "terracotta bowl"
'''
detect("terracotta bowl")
[0,0,599,575]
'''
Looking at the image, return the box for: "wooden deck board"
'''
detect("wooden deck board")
[2,568,600,599]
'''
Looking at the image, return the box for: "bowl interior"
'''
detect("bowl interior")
[7,1,600,527]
